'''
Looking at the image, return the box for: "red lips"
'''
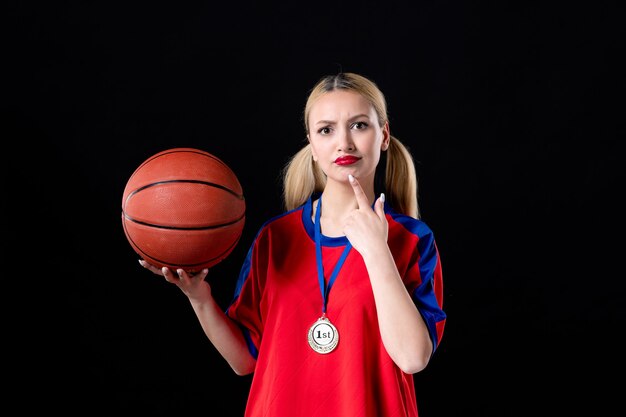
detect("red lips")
[334,155,361,165]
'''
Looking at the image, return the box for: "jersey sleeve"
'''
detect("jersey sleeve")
[225,227,269,359]
[388,208,447,354]
[409,222,446,353]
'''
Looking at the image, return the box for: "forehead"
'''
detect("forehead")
[309,90,376,121]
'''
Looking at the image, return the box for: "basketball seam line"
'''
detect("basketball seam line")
[121,212,245,230]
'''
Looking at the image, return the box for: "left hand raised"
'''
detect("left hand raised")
[343,174,389,257]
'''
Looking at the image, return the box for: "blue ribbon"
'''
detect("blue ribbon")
[314,197,352,314]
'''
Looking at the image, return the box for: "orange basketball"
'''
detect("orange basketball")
[121,148,245,272]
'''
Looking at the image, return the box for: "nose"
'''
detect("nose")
[337,128,355,152]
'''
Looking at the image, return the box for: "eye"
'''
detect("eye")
[351,121,369,130]
[317,126,332,135]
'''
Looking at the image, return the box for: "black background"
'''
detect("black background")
[6,1,625,416]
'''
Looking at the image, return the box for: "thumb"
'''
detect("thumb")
[376,193,386,221]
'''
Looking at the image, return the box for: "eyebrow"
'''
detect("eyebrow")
[314,114,371,125]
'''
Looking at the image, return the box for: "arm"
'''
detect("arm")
[140,261,256,375]
[344,176,433,374]
[360,241,433,374]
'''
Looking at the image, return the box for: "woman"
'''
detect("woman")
[140,72,446,416]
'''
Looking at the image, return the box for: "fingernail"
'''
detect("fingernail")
[138,259,145,266]
[348,174,355,183]
[177,269,184,276]
[380,193,385,203]
[202,269,208,273]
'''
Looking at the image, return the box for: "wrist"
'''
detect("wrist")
[187,286,215,309]
[360,242,392,264]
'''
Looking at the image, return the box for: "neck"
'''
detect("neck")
[320,179,375,218]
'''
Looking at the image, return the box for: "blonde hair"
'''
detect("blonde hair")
[282,72,420,219]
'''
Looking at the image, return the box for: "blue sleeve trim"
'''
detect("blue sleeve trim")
[242,326,259,359]
[386,205,446,352]
[413,278,447,352]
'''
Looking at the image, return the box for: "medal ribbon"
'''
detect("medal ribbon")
[314,197,352,314]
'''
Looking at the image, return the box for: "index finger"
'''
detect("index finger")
[348,174,370,209]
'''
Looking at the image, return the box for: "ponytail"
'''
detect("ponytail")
[282,144,326,211]
[386,137,419,219]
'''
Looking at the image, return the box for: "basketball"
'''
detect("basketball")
[121,148,245,272]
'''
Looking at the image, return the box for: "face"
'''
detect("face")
[307,90,390,187]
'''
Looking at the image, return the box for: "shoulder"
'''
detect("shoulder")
[385,204,435,240]
[253,203,306,240]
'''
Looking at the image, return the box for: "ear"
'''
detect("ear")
[381,122,390,151]
[307,136,318,162]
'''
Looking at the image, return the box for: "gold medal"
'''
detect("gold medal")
[308,315,339,354]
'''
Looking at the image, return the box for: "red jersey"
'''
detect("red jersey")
[226,196,446,416]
